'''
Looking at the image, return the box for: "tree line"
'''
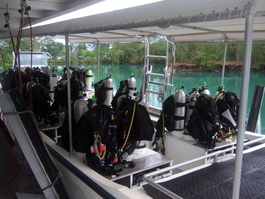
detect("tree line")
[1,36,265,71]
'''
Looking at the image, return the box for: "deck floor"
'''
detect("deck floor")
[143,147,265,199]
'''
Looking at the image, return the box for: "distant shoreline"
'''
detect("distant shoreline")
[170,61,265,73]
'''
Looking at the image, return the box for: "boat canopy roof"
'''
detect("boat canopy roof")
[0,0,265,43]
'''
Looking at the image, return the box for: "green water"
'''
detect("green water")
[57,64,265,134]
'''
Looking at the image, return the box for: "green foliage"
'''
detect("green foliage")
[0,39,14,66]
[252,62,261,70]
[107,43,144,64]
[40,37,64,59]
[0,36,265,71]
[252,44,265,64]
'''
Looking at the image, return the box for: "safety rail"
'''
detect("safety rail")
[143,134,265,199]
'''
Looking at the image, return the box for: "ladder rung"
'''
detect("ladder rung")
[148,81,163,85]
[146,72,164,77]
[146,55,167,59]
[146,89,161,95]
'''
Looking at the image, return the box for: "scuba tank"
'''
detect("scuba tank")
[215,85,225,99]
[114,74,137,109]
[84,69,94,100]
[85,69,93,91]
[74,91,88,123]
[171,84,186,137]
[199,82,210,95]
[49,67,58,102]
[104,75,113,107]
[127,74,137,100]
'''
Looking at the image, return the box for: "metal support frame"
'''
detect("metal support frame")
[65,34,73,157]
[232,1,256,196]
[97,42,100,81]
[0,93,58,199]
[221,40,228,86]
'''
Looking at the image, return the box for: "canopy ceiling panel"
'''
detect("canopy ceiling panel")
[0,0,265,43]
[171,34,227,43]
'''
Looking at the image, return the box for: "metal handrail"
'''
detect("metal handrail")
[143,134,265,199]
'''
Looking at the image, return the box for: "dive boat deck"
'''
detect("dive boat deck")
[143,146,265,199]
[108,149,172,189]
[2,114,265,199]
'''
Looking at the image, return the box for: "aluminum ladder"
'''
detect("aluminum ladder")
[141,36,175,110]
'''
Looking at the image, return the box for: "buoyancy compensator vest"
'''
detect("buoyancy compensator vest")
[155,95,175,140]
[117,97,154,159]
[74,104,121,175]
[49,67,59,102]
[215,86,239,136]
[50,79,67,111]
[185,87,200,126]
[31,82,50,122]
[185,94,222,149]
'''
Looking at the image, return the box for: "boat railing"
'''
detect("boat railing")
[143,133,265,199]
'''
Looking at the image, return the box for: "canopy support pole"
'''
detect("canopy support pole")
[232,1,256,197]
[65,34,73,157]
[221,39,227,86]
[98,42,100,80]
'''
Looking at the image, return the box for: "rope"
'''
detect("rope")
[3,110,31,116]
[42,172,61,191]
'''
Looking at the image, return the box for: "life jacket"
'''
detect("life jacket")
[215,91,239,135]
[185,94,222,149]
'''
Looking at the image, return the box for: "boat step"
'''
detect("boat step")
[16,193,46,199]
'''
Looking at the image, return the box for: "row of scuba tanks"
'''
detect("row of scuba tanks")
[72,71,138,124]
[174,82,211,134]
[52,67,238,149]
[171,82,238,142]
